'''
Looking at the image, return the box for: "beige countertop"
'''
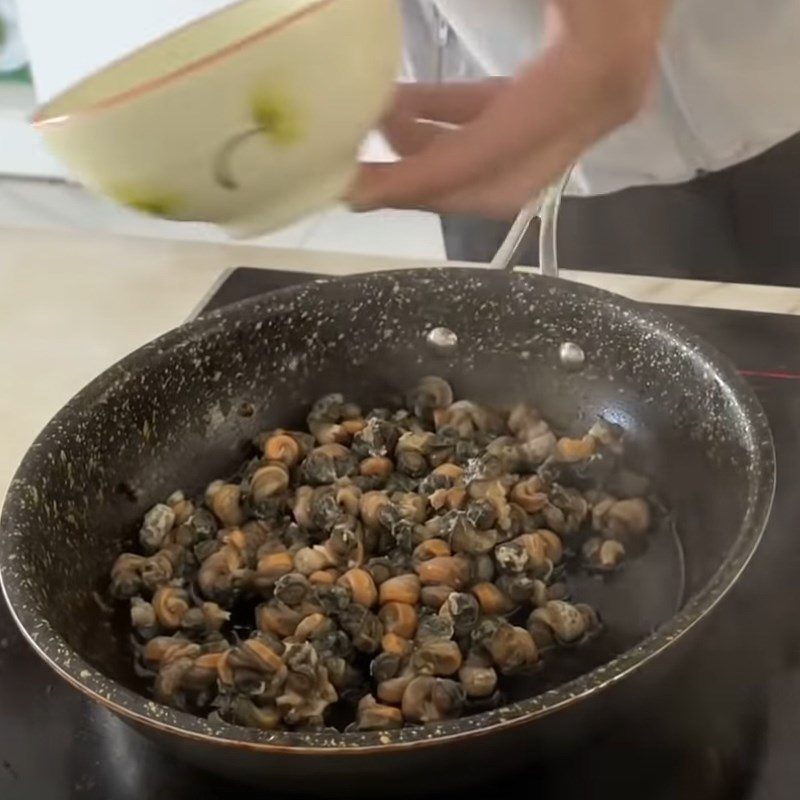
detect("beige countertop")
[1,225,799,501]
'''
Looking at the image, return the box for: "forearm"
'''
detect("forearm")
[428,29,661,214]
[350,0,671,215]
[445,1,668,189]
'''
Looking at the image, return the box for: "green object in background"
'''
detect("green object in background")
[0,0,31,81]
[0,62,30,82]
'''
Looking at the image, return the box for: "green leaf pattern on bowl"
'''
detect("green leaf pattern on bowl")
[212,87,305,190]
[251,89,303,145]
[109,188,181,218]
[107,90,304,209]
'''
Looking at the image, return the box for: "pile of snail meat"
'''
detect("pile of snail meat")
[109,377,655,732]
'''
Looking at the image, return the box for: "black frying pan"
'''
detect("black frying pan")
[0,258,774,793]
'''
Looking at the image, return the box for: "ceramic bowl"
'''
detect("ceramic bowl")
[33,0,401,236]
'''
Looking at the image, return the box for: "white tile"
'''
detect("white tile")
[303,206,445,260]
[0,178,74,227]
[0,81,36,111]
[96,202,324,249]
[0,176,446,259]
[0,177,323,248]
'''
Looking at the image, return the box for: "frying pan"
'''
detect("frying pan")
[0,185,774,794]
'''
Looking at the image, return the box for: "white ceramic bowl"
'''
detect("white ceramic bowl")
[33,0,401,236]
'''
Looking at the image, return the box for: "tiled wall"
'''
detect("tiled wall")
[0,177,446,259]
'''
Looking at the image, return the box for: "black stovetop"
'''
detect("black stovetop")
[3,267,800,800]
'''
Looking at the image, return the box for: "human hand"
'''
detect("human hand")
[347,0,669,219]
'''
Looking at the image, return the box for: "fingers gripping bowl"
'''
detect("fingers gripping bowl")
[0,270,773,792]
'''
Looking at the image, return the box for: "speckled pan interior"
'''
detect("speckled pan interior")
[0,268,774,752]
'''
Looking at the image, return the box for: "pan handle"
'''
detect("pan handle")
[489,167,573,277]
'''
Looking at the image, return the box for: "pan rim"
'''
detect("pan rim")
[0,267,775,753]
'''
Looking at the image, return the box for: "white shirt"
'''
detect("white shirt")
[403,0,800,195]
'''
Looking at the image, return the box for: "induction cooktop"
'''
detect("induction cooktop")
[3,267,799,800]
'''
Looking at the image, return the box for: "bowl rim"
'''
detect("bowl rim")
[0,268,776,754]
[32,0,337,128]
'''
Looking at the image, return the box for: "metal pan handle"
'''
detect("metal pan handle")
[489,167,573,277]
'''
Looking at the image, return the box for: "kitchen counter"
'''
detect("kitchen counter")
[2,224,799,501]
